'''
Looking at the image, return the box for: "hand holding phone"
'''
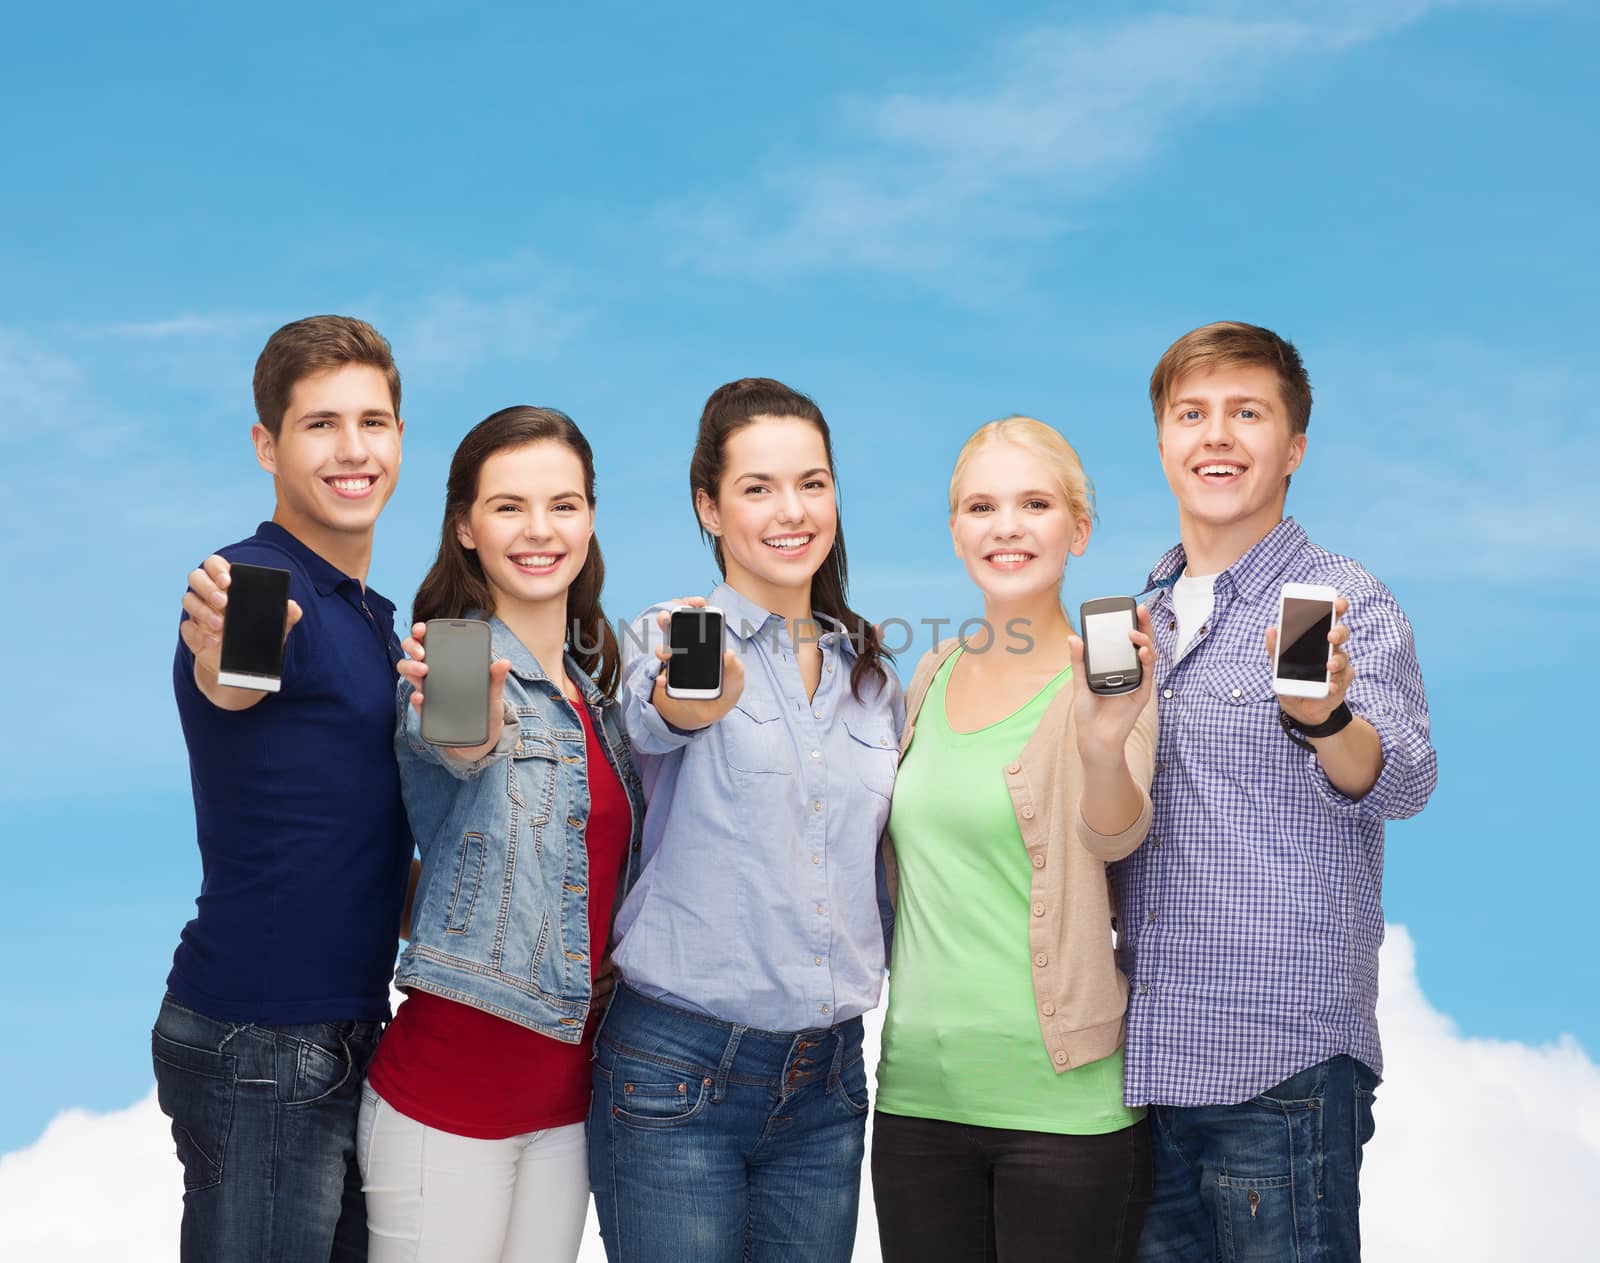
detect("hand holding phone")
[398,621,513,757]
[180,556,304,709]
[1267,585,1355,727]
[1067,600,1155,767]
[647,597,745,731]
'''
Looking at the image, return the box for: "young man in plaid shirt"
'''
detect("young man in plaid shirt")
[1114,322,1438,1261]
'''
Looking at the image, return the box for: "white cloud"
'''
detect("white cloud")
[3,924,1592,1259]
[670,1,1476,287]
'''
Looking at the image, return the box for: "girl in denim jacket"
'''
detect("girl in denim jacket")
[356,407,644,1262]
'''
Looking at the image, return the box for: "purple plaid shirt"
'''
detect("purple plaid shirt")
[1113,518,1437,1108]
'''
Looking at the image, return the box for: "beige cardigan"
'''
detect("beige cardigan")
[883,638,1158,1073]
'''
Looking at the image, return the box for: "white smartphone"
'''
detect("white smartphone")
[664,606,725,700]
[1272,582,1338,699]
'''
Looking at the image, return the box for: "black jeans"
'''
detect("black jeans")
[871,1110,1153,1263]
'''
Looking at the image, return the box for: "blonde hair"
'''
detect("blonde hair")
[947,415,1096,524]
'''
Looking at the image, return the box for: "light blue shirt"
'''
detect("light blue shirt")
[612,582,905,1032]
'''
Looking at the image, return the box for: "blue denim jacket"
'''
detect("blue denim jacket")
[392,615,644,1042]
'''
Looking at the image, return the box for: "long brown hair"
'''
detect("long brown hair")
[689,378,890,701]
[413,406,620,696]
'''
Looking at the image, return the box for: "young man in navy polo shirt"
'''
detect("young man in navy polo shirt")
[152,315,414,1262]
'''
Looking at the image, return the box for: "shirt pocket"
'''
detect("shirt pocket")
[508,726,559,825]
[723,693,794,775]
[1202,660,1287,773]
[843,716,899,800]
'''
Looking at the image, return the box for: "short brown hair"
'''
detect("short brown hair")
[1148,321,1312,435]
[252,315,401,438]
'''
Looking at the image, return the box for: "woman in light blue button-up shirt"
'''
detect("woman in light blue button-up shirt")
[588,378,904,1263]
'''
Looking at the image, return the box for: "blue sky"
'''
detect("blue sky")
[2,1,1596,1156]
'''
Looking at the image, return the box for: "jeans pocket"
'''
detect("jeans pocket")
[1212,1089,1323,1263]
[834,1051,870,1115]
[608,1060,710,1131]
[283,1029,355,1108]
[152,1029,236,1192]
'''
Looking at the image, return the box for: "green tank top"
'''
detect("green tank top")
[875,649,1143,1134]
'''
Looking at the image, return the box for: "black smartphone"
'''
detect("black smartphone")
[420,619,492,746]
[665,606,725,699]
[1079,596,1142,696]
[217,563,291,692]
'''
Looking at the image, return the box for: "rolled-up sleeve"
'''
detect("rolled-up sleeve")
[1304,579,1438,821]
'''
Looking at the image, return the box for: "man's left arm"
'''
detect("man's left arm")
[1269,582,1438,818]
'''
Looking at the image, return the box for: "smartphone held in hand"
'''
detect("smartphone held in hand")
[1272,583,1337,699]
[216,563,291,692]
[665,606,725,700]
[1079,596,1142,696]
[421,619,492,746]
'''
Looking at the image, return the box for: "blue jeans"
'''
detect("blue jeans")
[1136,1055,1378,1263]
[151,994,382,1262]
[588,982,871,1263]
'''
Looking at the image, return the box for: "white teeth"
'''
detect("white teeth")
[1198,464,1244,476]
[764,535,812,550]
[512,555,559,567]
[329,477,373,491]
[989,553,1031,564]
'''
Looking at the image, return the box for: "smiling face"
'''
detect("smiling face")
[1157,362,1306,543]
[253,363,403,554]
[950,440,1091,607]
[695,415,838,612]
[456,440,593,617]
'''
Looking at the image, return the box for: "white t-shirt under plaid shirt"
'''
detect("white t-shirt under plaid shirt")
[1113,518,1438,1108]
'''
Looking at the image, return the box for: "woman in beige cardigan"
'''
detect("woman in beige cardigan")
[872,416,1158,1263]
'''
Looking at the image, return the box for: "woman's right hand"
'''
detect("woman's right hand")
[400,621,514,761]
[647,596,745,730]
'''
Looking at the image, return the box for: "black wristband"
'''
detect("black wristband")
[1279,701,1354,748]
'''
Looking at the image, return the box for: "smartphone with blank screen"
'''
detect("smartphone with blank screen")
[216,563,291,692]
[1078,596,1142,696]
[420,619,492,746]
[665,606,725,700]
[1272,582,1337,699]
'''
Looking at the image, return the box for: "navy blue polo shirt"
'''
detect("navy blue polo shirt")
[168,521,413,1024]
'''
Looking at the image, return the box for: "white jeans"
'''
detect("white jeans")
[356,1081,590,1262]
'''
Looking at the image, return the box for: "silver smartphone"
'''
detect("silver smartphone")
[1079,596,1142,696]
[420,619,492,746]
[216,563,291,692]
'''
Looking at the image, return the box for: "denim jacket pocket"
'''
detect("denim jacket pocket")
[508,729,559,825]
[724,695,792,775]
[843,716,899,799]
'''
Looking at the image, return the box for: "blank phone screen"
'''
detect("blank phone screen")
[219,564,290,678]
[668,610,724,690]
[1085,610,1139,674]
[1278,598,1334,681]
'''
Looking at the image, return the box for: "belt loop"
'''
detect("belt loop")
[827,1024,847,1090]
[714,1026,745,1103]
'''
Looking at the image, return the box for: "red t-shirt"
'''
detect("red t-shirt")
[367,698,631,1138]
